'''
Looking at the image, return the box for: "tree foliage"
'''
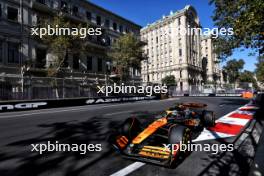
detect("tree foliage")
[239,70,258,89]
[162,75,176,86]
[108,33,147,82]
[223,59,245,83]
[256,56,264,84]
[221,70,228,82]
[38,14,90,98]
[210,0,264,59]
[39,14,87,77]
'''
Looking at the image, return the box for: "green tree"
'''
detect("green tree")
[222,70,228,83]
[210,0,264,59]
[108,33,147,83]
[39,14,86,77]
[212,72,220,90]
[239,70,258,89]
[223,59,245,86]
[162,75,176,86]
[38,14,88,98]
[256,56,264,84]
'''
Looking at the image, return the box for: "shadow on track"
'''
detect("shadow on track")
[0,111,160,176]
[0,116,113,176]
[220,98,250,106]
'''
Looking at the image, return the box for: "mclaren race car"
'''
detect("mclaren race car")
[109,103,216,168]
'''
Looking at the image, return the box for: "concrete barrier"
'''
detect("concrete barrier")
[0,96,158,112]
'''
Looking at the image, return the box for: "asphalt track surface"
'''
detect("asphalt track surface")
[0,97,254,176]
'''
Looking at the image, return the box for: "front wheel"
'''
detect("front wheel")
[121,117,141,141]
[168,125,191,168]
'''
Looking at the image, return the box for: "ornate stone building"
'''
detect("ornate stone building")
[0,0,141,75]
[141,5,202,91]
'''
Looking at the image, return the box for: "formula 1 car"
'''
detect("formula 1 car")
[109,103,216,168]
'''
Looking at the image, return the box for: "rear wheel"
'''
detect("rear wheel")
[168,125,191,168]
[202,111,216,127]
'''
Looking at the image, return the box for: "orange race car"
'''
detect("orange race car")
[108,103,216,168]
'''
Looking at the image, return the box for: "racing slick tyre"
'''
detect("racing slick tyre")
[202,110,216,127]
[168,125,191,168]
[121,117,141,141]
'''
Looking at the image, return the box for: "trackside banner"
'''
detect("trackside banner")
[0,96,157,112]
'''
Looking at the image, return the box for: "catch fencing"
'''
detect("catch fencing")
[0,76,103,101]
[168,84,253,96]
[0,76,254,100]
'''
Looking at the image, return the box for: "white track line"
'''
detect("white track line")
[110,162,145,176]
[105,111,132,116]
[0,104,121,119]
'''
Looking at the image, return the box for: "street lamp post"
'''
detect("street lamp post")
[21,65,30,99]
[62,77,65,99]
[82,71,88,97]
[67,66,73,98]
[105,61,111,87]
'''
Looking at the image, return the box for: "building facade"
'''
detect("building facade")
[200,35,221,84]
[0,0,141,99]
[141,5,202,91]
